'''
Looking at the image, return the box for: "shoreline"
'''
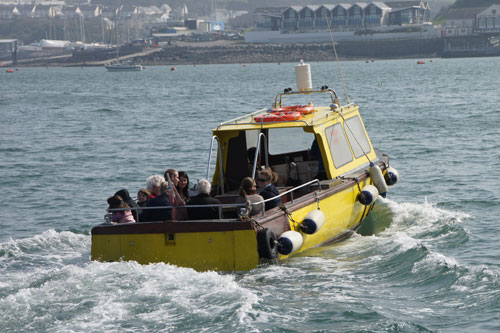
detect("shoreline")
[1,38,492,68]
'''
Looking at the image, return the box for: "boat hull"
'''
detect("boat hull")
[91,221,259,271]
[105,65,143,72]
[91,173,376,271]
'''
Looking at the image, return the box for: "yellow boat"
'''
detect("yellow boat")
[91,61,399,272]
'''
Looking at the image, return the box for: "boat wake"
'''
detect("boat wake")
[1,201,498,331]
[0,230,261,331]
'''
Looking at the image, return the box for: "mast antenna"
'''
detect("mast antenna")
[326,16,350,104]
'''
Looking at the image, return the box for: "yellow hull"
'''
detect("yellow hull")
[91,223,260,272]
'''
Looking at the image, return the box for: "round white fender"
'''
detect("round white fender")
[301,209,325,234]
[277,231,304,255]
[369,162,388,198]
[385,167,399,186]
[359,184,379,205]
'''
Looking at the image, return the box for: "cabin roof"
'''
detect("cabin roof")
[214,104,357,133]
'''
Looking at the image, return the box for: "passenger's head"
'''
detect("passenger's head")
[247,147,261,165]
[256,169,272,187]
[178,171,189,189]
[196,179,211,195]
[114,189,131,201]
[107,195,129,209]
[239,177,257,197]
[164,169,179,186]
[137,188,151,203]
[146,175,165,196]
[160,181,170,195]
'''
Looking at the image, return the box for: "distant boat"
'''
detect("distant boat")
[105,60,143,72]
[105,14,142,72]
[417,60,426,64]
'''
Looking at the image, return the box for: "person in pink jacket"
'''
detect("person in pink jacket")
[107,195,136,223]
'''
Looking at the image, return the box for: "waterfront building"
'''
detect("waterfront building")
[443,8,484,37]
[254,1,431,33]
[385,1,430,25]
[477,5,500,32]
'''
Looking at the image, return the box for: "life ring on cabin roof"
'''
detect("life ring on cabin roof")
[254,111,303,123]
[270,104,314,115]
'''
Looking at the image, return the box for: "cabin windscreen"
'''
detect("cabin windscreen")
[268,128,313,155]
[325,123,354,168]
[344,115,371,158]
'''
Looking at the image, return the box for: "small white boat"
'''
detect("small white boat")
[105,60,143,72]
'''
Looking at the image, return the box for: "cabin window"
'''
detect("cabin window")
[325,123,353,168]
[268,127,313,155]
[344,115,371,158]
[245,130,259,150]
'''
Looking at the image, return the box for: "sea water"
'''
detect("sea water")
[1,58,499,332]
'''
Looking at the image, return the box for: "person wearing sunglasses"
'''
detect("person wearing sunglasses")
[256,169,281,211]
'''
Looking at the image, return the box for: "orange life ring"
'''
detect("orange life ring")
[270,104,314,114]
[254,111,303,123]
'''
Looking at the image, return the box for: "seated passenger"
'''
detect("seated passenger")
[176,171,191,201]
[107,195,136,224]
[257,169,281,211]
[187,179,223,220]
[164,168,187,220]
[136,188,152,207]
[114,188,140,221]
[235,177,264,216]
[145,175,164,198]
[139,182,172,222]
[247,147,264,176]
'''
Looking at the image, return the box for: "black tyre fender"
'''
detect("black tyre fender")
[257,228,278,259]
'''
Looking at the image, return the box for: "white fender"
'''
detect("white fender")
[359,184,379,205]
[385,167,399,186]
[301,209,325,234]
[369,162,388,198]
[277,231,304,255]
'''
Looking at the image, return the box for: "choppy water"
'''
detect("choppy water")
[1,58,500,332]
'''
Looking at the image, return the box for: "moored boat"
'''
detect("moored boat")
[105,60,143,72]
[91,61,399,272]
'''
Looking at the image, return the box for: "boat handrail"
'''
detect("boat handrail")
[273,88,339,108]
[218,119,313,128]
[251,133,269,179]
[206,135,225,195]
[105,179,322,223]
[309,102,355,125]
[252,178,321,207]
[217,108,267,129]
[106,202,249,223]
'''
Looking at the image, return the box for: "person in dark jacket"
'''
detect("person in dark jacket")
[257,169,281,211]
[187,179,222,220]
[139,182,172,222]
[115,188,140,221]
